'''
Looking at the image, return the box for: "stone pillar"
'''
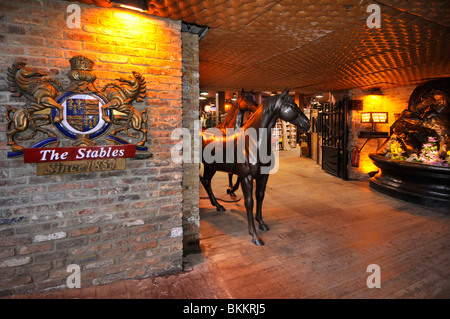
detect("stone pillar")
[216,91,225,125]
[181,32,200,253]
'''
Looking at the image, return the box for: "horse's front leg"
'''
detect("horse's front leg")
[40,97,64,123]
[241,175,264,246]
[100,101,119,123]
[227,173,235,195]
[255,174,270,231]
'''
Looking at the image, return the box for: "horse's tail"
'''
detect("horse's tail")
[132,71,146,102]
[7,62,26,97]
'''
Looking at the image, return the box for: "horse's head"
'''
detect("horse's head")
[412,89,449,115]
[237,89,258,113]
[278,89,311,131]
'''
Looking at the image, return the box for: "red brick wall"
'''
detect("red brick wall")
[348,85,416,179]
[0,0,184,295]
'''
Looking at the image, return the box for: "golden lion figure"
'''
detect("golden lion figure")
[6,62,63,151]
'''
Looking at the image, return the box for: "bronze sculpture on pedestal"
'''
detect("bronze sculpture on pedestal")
[386,78,450,159]
[370,78,450,210]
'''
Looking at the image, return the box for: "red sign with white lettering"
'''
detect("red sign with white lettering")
[23,144,136,163]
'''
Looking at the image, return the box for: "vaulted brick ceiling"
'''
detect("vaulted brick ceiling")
[76,0,450,93]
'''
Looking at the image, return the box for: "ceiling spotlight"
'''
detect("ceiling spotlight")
[231,93,237,101]
[316,93,323,98]
[200,91,208,96]
[110,0,148,12]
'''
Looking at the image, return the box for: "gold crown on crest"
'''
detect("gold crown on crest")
[69,55,94,71]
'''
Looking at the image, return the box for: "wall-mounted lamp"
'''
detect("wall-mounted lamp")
[361,112,388,123]
[361,112,372,123]
[181,22,209,41]
[371,112,388,123]
[364,88,384,109]
[361,112,388,131]
[368,87,383,96]
[110,0,148,12]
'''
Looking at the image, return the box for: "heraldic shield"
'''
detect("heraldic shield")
[6,55,148,156]
[53,92,111,140]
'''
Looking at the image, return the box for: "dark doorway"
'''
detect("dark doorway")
[321,100,349,180]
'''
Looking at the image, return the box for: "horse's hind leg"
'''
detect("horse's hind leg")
[226,174,239,196]
[200,164,226,212]
[255,174,270,231]
[231,177,240,193]
[241,175,264,246]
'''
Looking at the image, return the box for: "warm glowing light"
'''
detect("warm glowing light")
[224,103,232,112]
[359,160,379,174]
[113,11,141,23]
[361,112,389,123]
[372,112,388,123]
[361,112,372,123]
[204,105,211,112]
[363,95,384,109]
[202,132,215,140]
[118,4,145,12]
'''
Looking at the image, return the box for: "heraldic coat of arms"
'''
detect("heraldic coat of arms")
[6,55,148,157]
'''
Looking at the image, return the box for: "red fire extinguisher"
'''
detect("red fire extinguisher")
[351,148,360,167]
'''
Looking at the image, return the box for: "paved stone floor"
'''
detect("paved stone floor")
[6,149,450,299]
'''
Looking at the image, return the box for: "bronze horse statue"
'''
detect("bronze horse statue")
[216,89,259,195]
[201,89,311,245]
[216,89,258,131]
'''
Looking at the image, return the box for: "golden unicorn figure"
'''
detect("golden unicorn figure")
[101,72,148,147]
